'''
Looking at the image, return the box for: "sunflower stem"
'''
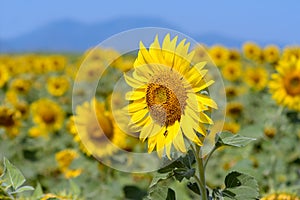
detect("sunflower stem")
[194,144,208,200]
[203,145,218,170]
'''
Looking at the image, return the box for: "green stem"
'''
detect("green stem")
[192,144,208,200]
[203,146,218,170]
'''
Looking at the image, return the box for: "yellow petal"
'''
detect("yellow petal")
[125,90,145,100]
[162,34,178,67]
[127,101,147,113]
[173,128,187,153]
[130,108,148,124]
[124,73,146,88]
[196,94,218,109]
[165,143,172,160]
[139,120,155,142]
[193,80,214,92]
[181,115,202,145]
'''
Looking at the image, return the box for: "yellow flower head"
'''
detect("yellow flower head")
[261,192,300,200]
[264,126,277,139]
[245,66,268,91]
[222,61,242,81]
[48,55,67,72]
[263,45,280,64]
[30,99,65,131]
[269,59,300,111]
[226,102,243,119]
[74,98,127,158]
[28,126,47,138]
[123,34,218,159]
[10,78,31,94]
[47,76,70,96]
[0,65,9,88]
[223,121,240,134]
[228,49,241,62]
[282,46,300,62]
[0,105,21,137]
[243,42,262,61]
[209,45,229,67]
[55,149,79,170]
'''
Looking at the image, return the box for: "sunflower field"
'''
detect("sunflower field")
[0,34,300,200]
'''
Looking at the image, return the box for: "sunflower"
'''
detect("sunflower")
[228,49,241,62]
[226,102,243,118]
[223,121,240,134]
[245,66,268,91]
[48,55,67,72]
[225,86,244,99]
[264,126,276,139]
[0,105,21,138]
[261,192,300,200]
[269,59,300,111]
[208,45,229,67]
[123,34,217,159]
[30,99,65,131]
[221,61,242,81]
[10,78,31,94]
[73,98,127,158]
[282,46,300,62]
[243,42,262,61]
[0,65,9,88]
[263,45,280,64]
[55,149,82,179]
[47,76,70,96]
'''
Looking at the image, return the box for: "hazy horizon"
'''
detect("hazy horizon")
[1,0,300,44]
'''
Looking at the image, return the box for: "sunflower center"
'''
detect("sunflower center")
[145,70,188,127]
[0,113,15,127]
[284,73,300,96]
[42,112,56,124]
[146,83,181,126]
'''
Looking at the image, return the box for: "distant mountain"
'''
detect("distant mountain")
[0,17,283,53]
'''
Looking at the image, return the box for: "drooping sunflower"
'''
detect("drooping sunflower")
[30,99,65,131]
[123,34,217,159]
[269,59,300,111]
[73,98,127,158]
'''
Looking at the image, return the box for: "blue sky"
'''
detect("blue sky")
[1,0,299,44]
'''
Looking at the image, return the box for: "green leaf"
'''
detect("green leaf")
[166,188,176,200]
[187,182,200,195]
[3,158,26,190]
[149,185,169,200]
[32,182,43,199]
[10,185,34,194]
[215,132,256,148]
[222,171,259,200]
[149,173,173,188]
[158,150,195,174]
[123,185,147,200]
[173,168,195,182]
[69,179,80,197]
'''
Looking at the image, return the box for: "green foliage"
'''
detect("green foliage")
[215,131,256,148]
[0,157,34,199]
[221,171,259,200]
